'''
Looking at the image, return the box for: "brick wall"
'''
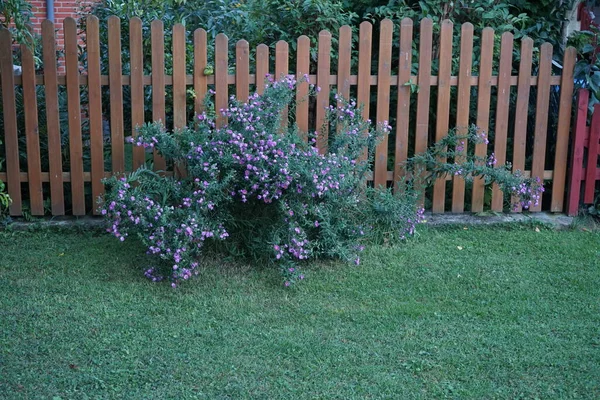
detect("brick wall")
[30,1,89,47]
[28,1,97,70]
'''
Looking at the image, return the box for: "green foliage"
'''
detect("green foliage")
[0,0,33,46]
[362,0,572,65]
[81,0,356,70]
[0,139,11,221]
[571,24,600,111]
[0,179,10,218]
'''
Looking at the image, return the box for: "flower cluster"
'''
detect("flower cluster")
[510,176,545,210]
[101,77,424,287]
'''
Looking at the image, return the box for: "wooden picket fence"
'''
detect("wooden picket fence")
[0,16,577,216]
[567,89,600,216]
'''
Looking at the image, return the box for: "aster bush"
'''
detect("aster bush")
[101,76,423,287]
[101,77,542,288]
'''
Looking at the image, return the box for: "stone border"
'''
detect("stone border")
[423,212,573,229]
[1,212,574,232]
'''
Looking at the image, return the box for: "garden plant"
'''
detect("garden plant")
[101,76,543,287]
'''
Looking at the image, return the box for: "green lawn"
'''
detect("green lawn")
[0,224,599,399]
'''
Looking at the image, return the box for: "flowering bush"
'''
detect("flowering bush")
[102,77,545,287]
[405,128,545,211]
[101,76,424,287]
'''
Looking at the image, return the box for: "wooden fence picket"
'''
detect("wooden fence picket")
[64,18,85,215]
[20,36,44,215]
[531,43,553,212]
[356,21,372,161]
[394,18,413,191]
[151,20,167,171]
[0,28,21,215]
[275,40,289,130]
[316,30,332,154]
[256,44,269,95]
[194,29,208,115]
[337,25,352,102]
[414,18,433,200]
[296,36,310,141]
[432,19,453,212]
[172,23,188,178]
[236,40,250,101]
[41,20,65,215]
[491,32,513,212]
[108,16,125,174]
[215,33,229,128]
[551,47,577,211]
[566,89,589,216]
[87,16,104,214]
[173,24,187,130]
[451,22,473,213]
[130,17,145,170]
[374,19,393,188]
[512,37,533,212]
[337,25,352,135]
[471,28,494,212]
[585,104,600,203]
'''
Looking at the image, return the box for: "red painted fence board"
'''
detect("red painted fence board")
[567,89,600,216]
